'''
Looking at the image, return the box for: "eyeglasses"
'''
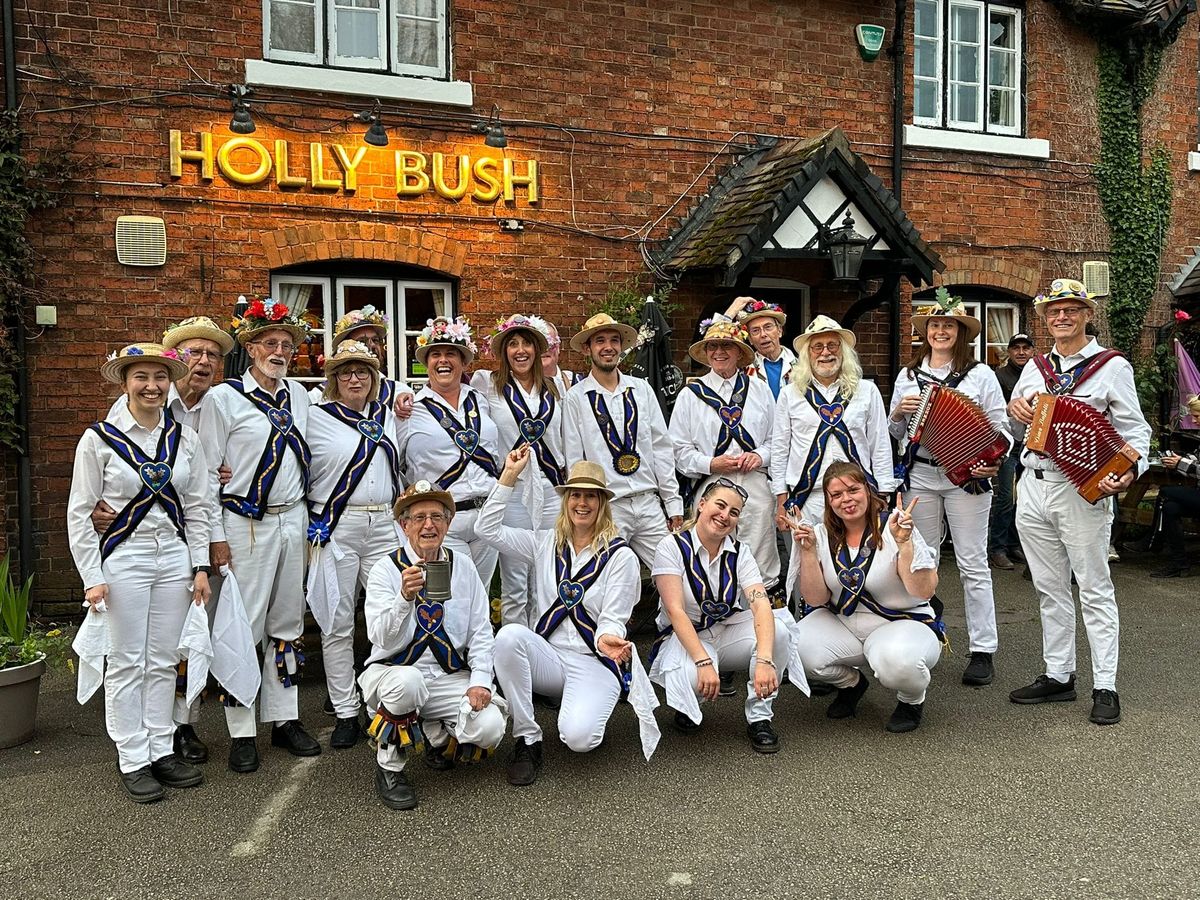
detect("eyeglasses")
[703,477,749,501]
[181,348,224,362]
[252,340,296,354]
[406,512,448,525]
[336,368,373,382]
[1046,307,1089,320]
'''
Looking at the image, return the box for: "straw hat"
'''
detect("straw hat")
[1034,278,1098,315]
[161,315,235,354]
[555,460,614,498]
[332,306,389,348]
[911,287,982,342]
[393,479,456,520]
[735,298,787,326]
[101,343,189,384]
[569,313,639,352]
[792,315,856,355]
[688,319,755,367]
[231,297,308,347]
[489,314,551,355]
[414,316,477,366]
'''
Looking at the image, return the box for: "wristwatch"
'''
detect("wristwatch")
[192,565,213,577]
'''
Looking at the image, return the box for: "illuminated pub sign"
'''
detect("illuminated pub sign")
[168,130,539,204]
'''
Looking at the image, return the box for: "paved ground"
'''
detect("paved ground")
[4,552,1199,900]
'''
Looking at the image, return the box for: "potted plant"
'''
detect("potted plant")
[0,552,69,748]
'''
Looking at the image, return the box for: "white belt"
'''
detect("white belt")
[346,503,391,512]
[263,498,304,515]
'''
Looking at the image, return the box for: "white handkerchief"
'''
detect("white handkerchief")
[774,608,811,696]
[177,602,214,707]
[649,633,704,725]
[71,601,110,705]
[305,539,344,635]
[626,650,661,761]
[209,568,261,707]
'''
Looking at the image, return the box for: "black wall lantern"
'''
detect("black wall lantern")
[825,212,870,282]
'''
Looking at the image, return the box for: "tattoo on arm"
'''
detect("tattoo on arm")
[748,589,768,605]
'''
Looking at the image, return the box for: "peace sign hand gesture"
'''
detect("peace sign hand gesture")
[888,492,919,544]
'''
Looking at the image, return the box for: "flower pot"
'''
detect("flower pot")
[0,654,47,749]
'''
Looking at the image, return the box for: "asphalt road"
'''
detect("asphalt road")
[4,553,1199,900]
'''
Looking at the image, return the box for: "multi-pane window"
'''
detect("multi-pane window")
[912,293,1022,366]
[264,0,448,78]
[913,0,1022,135]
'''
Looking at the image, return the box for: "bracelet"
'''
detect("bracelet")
[757,658,776,669]
[695,658,713,669]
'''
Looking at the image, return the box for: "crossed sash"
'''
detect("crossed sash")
[1032,349,1124,396]
[648,530,742,666]
[503,381,565,487]
[785,386,875,513]
[220,380,311,520]
[90,413,186,560]
[687,372,757,456]
[306,400,401,545]
[535,538,631,691]
[420,393,500,490]
[388,548,468,674]
[894,366,989,496]
[587,388,642,476]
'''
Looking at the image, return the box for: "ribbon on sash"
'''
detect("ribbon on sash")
[419,393,500,490]
[648,530,742,666]
[89,414,186,560]
[894,366,990,496]
[1033,349,1124,396]
[587,387,642,476]
[784,386,875,513]
[503,381,565,487]
[388,548,468,674]
[687,372,757,456]
[220,380,312,520]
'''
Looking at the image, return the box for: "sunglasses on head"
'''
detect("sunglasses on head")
[703,477,749,501]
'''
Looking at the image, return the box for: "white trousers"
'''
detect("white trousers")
[172,572,223,726]
[324,509,402,718]
[498,493,557,627]
[1016,471,1119,690]
[358,665,506,772]
[611,492,669,569]
[446,506,498,593]
[222,504,307,737]
[694,471,779,588]
[494,624,622,749]
[907,463,998,653]
[792,607,942,704]
[101,532,191,773]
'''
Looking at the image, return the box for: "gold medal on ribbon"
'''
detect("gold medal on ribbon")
[616,452,641,475]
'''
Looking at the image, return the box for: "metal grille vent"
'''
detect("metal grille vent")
[115,216,167,266]
[1082,260,1111,297]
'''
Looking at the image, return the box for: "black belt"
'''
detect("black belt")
[914,452,938,466]
[454,497,486,512]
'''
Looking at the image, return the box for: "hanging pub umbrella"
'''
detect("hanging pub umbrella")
[628,294,683,421]
[223,294,251,379]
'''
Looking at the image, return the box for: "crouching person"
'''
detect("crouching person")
[359,481,508,811]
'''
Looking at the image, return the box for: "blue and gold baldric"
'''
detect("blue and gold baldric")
[687,372,756,456]
[587,387,641,475]
[220,381,311,519]
[306,399,401,545]
[378,378,397,409]
[90,412,186,560]
[419,393,500,489]
[894,367,990,496]
[648,529,742,665]
[503,381,566,486]
[535,538,632,691]
[1032,349,1123,396]
[785,385,875,513]
[388,548,468,673]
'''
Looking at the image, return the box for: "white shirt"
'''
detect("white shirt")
[400,384,500,502]
[1010,339,1151,477]
[307,401,402,511]
[546,368,581,398]
[477,484,641,653]
[670,370,774,479]
[67,404,213,589]
[363,541,495,688]
[564,372,683,516]
[197,369,312,542]
[651,529,764,631]
[809,519,937,611]
[469,371,567,494]
[769,378,897,496]
[888,358,1011,459]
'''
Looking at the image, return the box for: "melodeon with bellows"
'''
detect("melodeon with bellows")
[906,384,1010,486]
[1024,394,1142,504]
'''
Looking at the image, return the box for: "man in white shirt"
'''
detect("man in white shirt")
[564,313,683,567]
[542,321,582,396]
[720,296,796,401]
[1007,279,1150,726]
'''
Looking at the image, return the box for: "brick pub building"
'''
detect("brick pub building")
[2,0,1198,610]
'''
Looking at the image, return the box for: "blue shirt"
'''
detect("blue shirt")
[764,357,784,399]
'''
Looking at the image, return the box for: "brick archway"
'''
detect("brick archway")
[932,255,1040,298]
[260,222,467,275]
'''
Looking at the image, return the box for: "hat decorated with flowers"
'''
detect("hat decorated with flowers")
[688,317,755,367]
[332,305,389,348]
[393,479,456,520]
[162,315,235,354]
[735,298,787,326]
[231,297,309,347]
[912,286,982,342]
[415,316,477,365]
[1034,278,1098,315]
[101,342,189,384]
[486,313,551,356]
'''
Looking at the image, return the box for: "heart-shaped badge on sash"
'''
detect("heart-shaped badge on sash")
[719,406,743,428]
[416,602,444,633]
[453,429,479,455]
[701,599,730,620]
[139,462,172,494]
[357,419,384,443]
[519,418,546,443]
[267,407,293,434]
[1056,373,1074,390]
[819,404,845,426]
[838,566,865,592]
[558,581,585,608]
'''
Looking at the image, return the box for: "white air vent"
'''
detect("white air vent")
[1082,260,1110,297]
[115,216,167,266]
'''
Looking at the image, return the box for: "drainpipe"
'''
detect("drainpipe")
[889,0,907,383]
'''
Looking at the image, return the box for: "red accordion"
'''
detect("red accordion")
[907,384,1010,486]
[1024,394,1142,504]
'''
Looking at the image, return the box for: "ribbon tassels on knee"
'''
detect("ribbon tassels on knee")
[367,707,425,754]
[175,659,188,698]
[273,638,305,688]
[439,735,493,765]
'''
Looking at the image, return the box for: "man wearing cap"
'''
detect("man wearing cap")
[721,296,795,401]
[360,482,506,811]
[564,313,684,567]
[1008,279,1150,726]
[199,299,321,771]
[316,306,415,419]
[988,333,1035,570]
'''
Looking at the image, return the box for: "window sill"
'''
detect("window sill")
[904,125,1050,160]
[1188,151,1200,172]
[245,60,473,107]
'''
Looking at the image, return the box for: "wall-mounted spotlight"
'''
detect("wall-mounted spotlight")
[229,85,256,134]
[355,101,389,147]
[472,104,508,149]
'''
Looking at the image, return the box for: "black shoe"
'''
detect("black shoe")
[827,673,870,719]
[989,552,1015,570]
[1009,674,1076,704]
[119,766,164,804]
[330,716,361,749]
[228,737,260,773]
[809,682,836,697]
[425,743,455,771]
[962,652,995,686]
[718,671,736,697]
[1151,563,1193,578]
[672,711,701,734]
[533,691,562,711]
[1008,546,1026,563]
[375,765,418,810]
[323,694,335,716]
[1021,565,1033,581]
[150,753,205,788]
[271,720,322,757]
[886,701,924,733]
[173,724,208,764]
[1090,689,1121,725]
[506,737,543,787]
[746,720,780,754]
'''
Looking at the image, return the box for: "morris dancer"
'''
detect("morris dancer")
[1008,279,1150,726]
[720,296,795,401]
[889,289,1008,687]
[542,321,583,396]
[360,482,506,811]
[315,305,414,418]
[200,299,320,772]
[306,341,403,749]
[564,312,683,567]
[67,344,212,802]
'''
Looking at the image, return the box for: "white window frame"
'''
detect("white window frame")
[913,0,944,128]
[961,299,1020,363]
[987,5,1022,136]
[328,0,388,70]
[270,274,331,385]
[391,1,449,78]
[263,0,324,65]
[947,0,985,132]
[399,280,453,384]
[336,279,396,380]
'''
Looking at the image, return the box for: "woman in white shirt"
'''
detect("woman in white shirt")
[66,344,213,803]
[789,461,942,733]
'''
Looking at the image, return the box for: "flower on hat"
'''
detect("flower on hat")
[742,299,783,316]
[483,313,551,356]
[333,306,389,336]
[416,316,477,355]
[232,296,308,341]
[126,346,144,356]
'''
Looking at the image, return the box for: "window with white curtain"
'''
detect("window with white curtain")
[264,0,449,78]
